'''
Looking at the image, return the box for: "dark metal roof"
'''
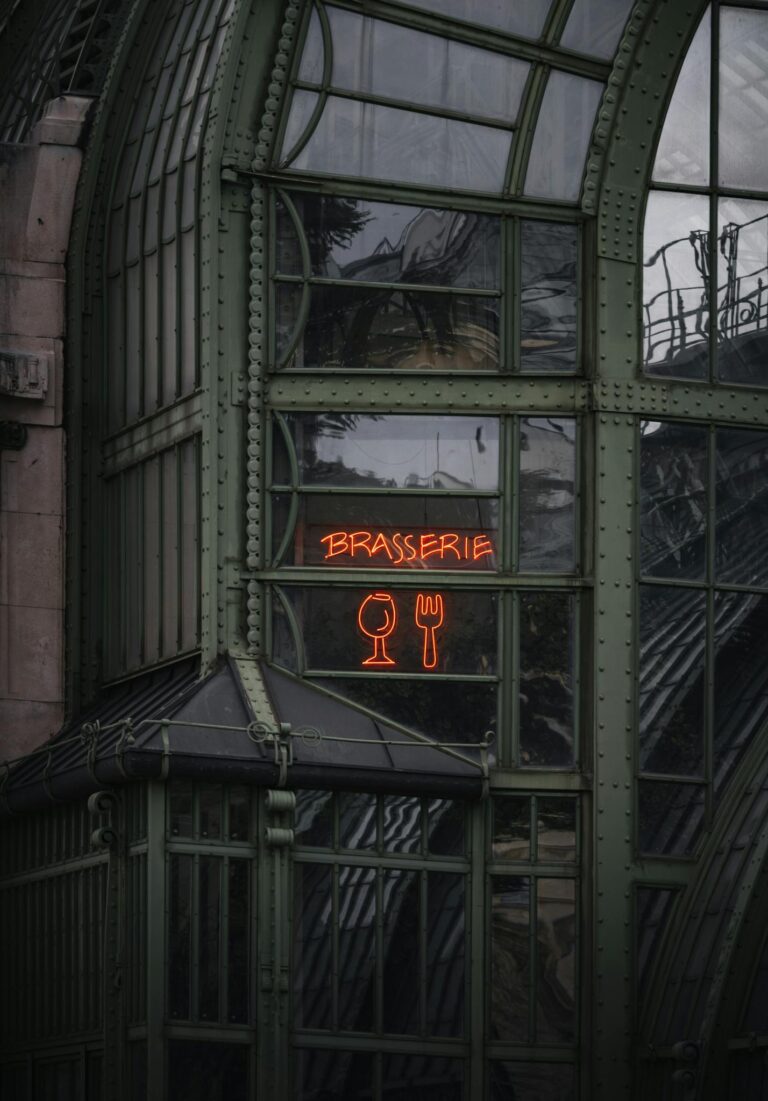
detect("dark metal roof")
[0,658,486,815]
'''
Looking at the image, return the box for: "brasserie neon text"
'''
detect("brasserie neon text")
[320,529,494,564]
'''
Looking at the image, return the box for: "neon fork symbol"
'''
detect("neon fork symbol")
[415,593,444,670]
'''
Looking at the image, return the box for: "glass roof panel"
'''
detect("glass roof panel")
[399,0,553,41]
[524,71,604,201]
[283,94,512,192]
[652,7,711,186]
[324,5,529,124]
[719,6,768,189]
[559,0,635,60]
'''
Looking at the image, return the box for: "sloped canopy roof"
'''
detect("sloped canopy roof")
[0,657,486,814]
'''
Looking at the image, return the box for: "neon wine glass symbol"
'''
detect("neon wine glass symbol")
[357,592,398,666]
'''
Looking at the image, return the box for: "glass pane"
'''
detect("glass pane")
[640,420,708,580]
[652,10,710,185]
[277,282,500,371]
[227,786,250,842]
[294,862,333,1028]
[537,797,577,862]
[382,868,420,1034]
[296,1049,374,1101]
[493,796,531,861]
[742,928,768,1032]
[636,887,676,1018]
[338,864,376,1031]
[297,5,324,84]
[716,427,768,585]
[339,791,377,849]
[404,0,551,40]
[520,222,578,374]
[719,8,768,190]
[198,857,221,1021]
[280,88,320,163]
[714,592,768,792]
[169,782,194,837]
[381,1055,464,1100]
[276,413,500,490]
[638,780,705,856]
[427,798,466,857]
[490,875,531,1041]
[168,854,192,1019]
[489,1062,576,1101]
[537,877,576,1042]
[519,593,575,766]
[327,6,529,123]
[275,197,303,276]
[199,785,221,839]
[383,795,422,853]
[280,193,501,289]
[166,1042,249,1101]
[426,871,466,1036]
[295,789,334,847]
[639,586,706,777]
[273,494,498,571]
[560,0,635,59]
[519,417,576,571]
[286,95,512,193]
[279,586,498,675]
[227,860,249,1024]
[643,191,710,378]
[717,198,768,385]
[309,676,497,745]
[524,71,604,201]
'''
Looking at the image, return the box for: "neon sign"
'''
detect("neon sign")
[357,591,446,670]
[321,529,494,566]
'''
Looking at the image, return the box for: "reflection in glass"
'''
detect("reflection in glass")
[493,796,531,861]
[559,0,635,59]
[652,9,710,185]
[714,592,768,792]
[297,5,324,84]
[382,868,420,1034]
[716,428,768,586]
[643,191,710,377]
[278,586,498,676]
[520,222,578,373]
[524,71,604,202]
[636,887,676,1020]
[284,95,512,193]
[639,586,705,777]
[227,860,249,1023]
[169,782,194,837]
[166,1042,249,1101]
[638,780,705,856]
[280,88,319,162]
[339,791,377,849]
[276,413,499,490]
[296,1049,373,1101]
[383,795,422,853]
[640,420,707,580]
[519,417,576,571]
[719,8,768,190]
[278,193,500,289]
[275,197,303,276]
[536,878,576,1042]
[293,863,333,1028]
[489,1062,576,1101]
[276,282,500,371]
[308,676,497,746]
[491,875,531,1040]
[338,864,376,1031]
[325,6,529,124]
[428,798,465,856]
[519,593,574,767]
[381,1055,463,1101]
[404,0,551,40]
[169,854,192,1019]
[426,872,466,1037]
[198,857,221,1020]
[537,797,577,862]
[295,789,334,847]
[717,198,768,384]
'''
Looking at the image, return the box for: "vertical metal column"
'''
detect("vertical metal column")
[146,781,166,1097]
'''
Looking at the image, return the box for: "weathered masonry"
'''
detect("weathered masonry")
[3,1,768,1098]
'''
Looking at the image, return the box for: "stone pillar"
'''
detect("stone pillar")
[0,95,92,758]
